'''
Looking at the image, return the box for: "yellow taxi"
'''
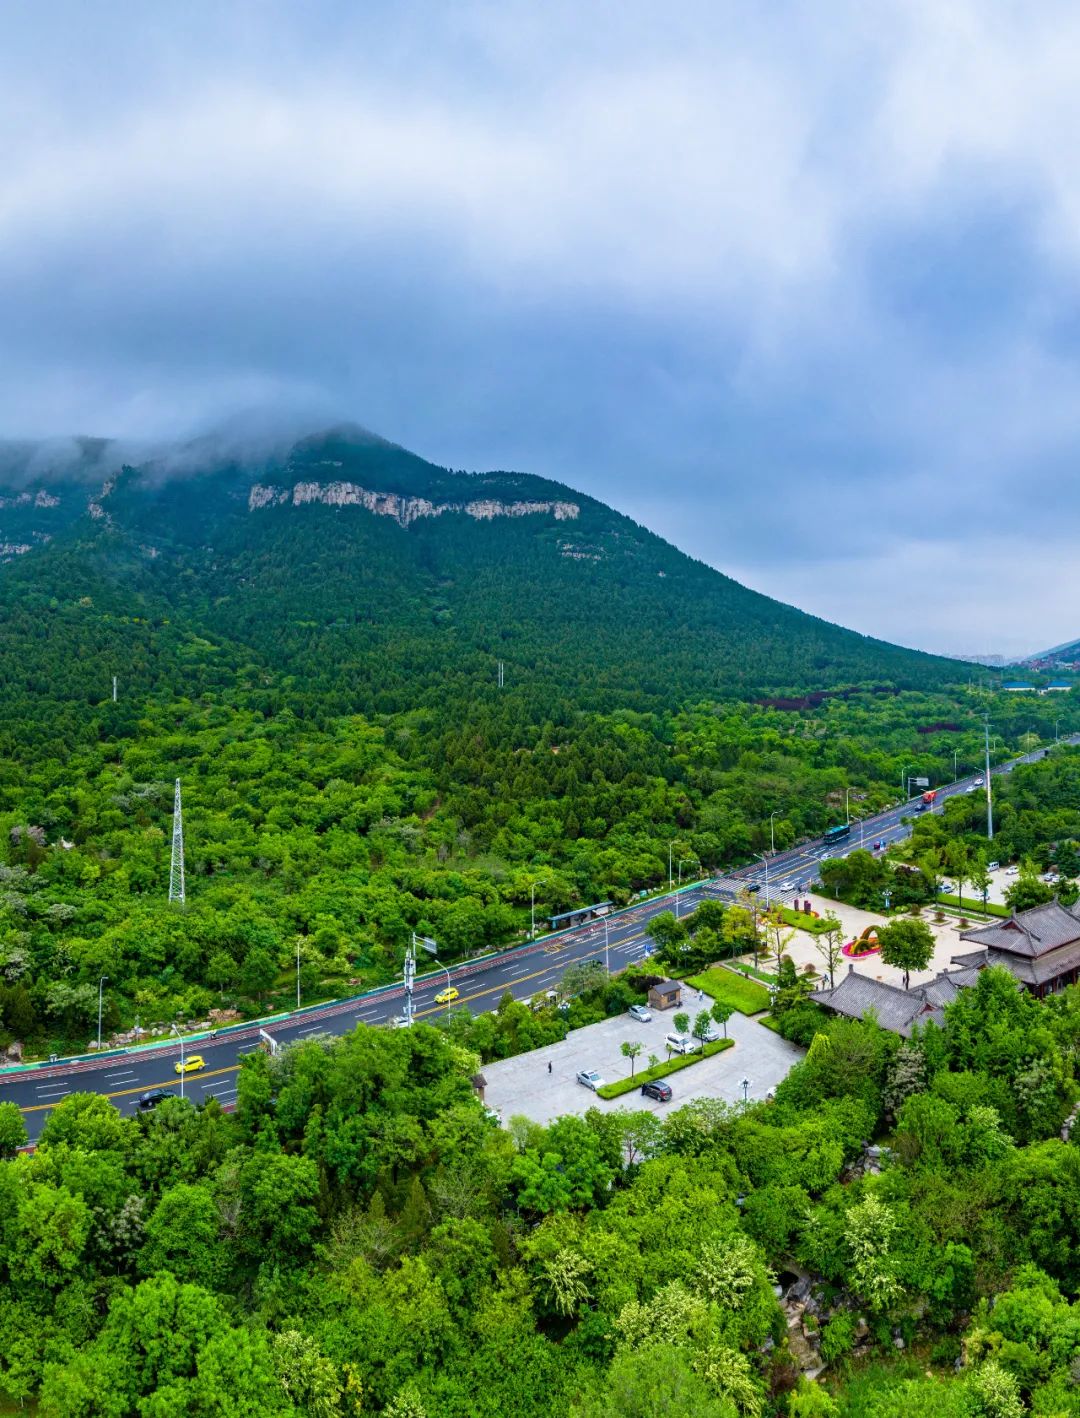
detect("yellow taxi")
[434,986,460,1005]
[174,1054,206,1075]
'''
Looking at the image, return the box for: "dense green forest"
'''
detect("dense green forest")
[0,427,1073,1048]
[4,966,1080,1415]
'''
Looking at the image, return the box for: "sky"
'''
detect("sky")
[3,2,1080,658]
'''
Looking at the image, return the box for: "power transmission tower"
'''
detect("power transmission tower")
[169,779,186,904]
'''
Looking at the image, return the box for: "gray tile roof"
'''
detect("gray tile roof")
[809,969,946,1037]
[961,900,1080,958]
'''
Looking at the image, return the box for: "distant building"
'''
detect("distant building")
[955,899,1080,998]
[1002,681,1037,692]
[1045,680,1073,692]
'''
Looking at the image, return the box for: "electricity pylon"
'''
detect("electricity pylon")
[169,778,185,904]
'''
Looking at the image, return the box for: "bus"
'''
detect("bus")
[823,823,851,845]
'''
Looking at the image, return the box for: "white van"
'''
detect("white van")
[665,1033,696,1055]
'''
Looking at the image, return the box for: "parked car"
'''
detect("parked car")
[628,1003,653,1023]
[988,861,1000,871]
[576,1069,604,1091]
[174,1054,205,1075]
[696,1022,722,1044]
[641,1080,673,1102]
[939,880,955,893]
[137,1089,172,1111]
[1005,866,1020,877]
[665,1033,696,1055]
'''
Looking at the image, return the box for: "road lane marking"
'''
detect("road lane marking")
[17,1064,242,1114]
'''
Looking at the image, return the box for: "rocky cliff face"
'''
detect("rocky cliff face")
[247,480,579,528]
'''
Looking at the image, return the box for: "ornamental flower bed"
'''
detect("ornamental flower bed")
[841,928,881,958]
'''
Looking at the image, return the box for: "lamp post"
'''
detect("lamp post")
[296,940,301,1010]
[668,842,674,890]
[97,976,108,1052]
[768,811,778,854]
[953,748,960,780]
[1056,718,1061,744]
[901,765,912,799]
[438,963,453,1010]
[676,858,697,918]
[844,789,851,827]
[603,916,610,975]
[170,1022,186,1101]
[757,852,770,909]
[741,1077,750,1104]
[530,879,548,940]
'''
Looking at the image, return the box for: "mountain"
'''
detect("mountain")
[0,423,960,724]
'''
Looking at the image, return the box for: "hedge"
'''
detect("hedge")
[688,968,770,1015]
[596,1037,734,1099]
[938,893,1009,917]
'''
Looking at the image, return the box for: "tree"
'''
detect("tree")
[692,1011,713,1051]
[241,947,278,1002]
[710,1000,733,1039]
[947,841,970,913]
[969,851,991,910]
[814,913,845,989]
[206,950,235,1001]
[0,1100,27,1158]
[672,1011,690,1037]
[878,916,936,989]
[560,959,608,1000]
[1005,871,1054,913]
[620,1040,643,1077]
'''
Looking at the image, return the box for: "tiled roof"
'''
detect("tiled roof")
[961,900,1080,958]
[810,965,988,1037]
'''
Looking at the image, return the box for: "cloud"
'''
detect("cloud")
[3,1,1080,654]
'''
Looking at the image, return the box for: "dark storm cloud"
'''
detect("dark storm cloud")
[4,1,1080,656]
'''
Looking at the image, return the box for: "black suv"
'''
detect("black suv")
[137,1089,172,1111]
[641,1080,673,1102]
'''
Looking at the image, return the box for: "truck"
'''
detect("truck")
[918,789,938,812]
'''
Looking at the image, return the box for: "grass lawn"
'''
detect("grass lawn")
[687,967,770,1015]
[596,1038,734,1099]
[730,960,778,984]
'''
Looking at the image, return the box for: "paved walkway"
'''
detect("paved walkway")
[748,893,982,991]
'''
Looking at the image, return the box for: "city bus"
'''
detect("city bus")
[823,823,852,845]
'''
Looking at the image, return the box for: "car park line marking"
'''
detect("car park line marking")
[17,1064,242,1114]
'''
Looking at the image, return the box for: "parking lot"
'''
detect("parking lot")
[480,1000,804,1128]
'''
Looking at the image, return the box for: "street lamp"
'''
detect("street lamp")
[437,962,453,1010]
[768,810,778,853]
[668,842,674,890]
[756,852,771,909]
[170,1022,186,1101]
[97,976,108,1051]
[741,1077,750,1104]
[1056,718,1062,743]
[676,858,697,918]
[953,748,960,780]
[530,878,548,940]
[901,765,912,799]
[844,789,851,827]
[603,916,610,974]
[296,940,302,1010]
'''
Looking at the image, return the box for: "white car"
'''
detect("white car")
[779,880,796,892]
[628,1004,653,1023]
[697,1022,722,1043]
[1005,866,1020,877]
[665,1033,696,1055]
[988,861,1000,872]
[576,1069,604,1091]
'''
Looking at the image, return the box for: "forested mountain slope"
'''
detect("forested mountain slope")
[0,424,957,722]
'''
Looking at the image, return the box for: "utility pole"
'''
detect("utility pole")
[984,717,994,842]
[112,675,117,703]
[603,916,610,974]
[844,788,851,826]
[497,660,504,689]
[530,879,548,939]
[168,779,185,904]
[97,976,107,1051]
[402,936,416,1028]
[668,842,674,889]
[296,940,301,1010]
[757,852,770,909]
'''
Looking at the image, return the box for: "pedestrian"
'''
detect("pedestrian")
[547,1060,552,1075]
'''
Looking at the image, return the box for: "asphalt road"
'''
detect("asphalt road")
[4,736,1076,1141]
